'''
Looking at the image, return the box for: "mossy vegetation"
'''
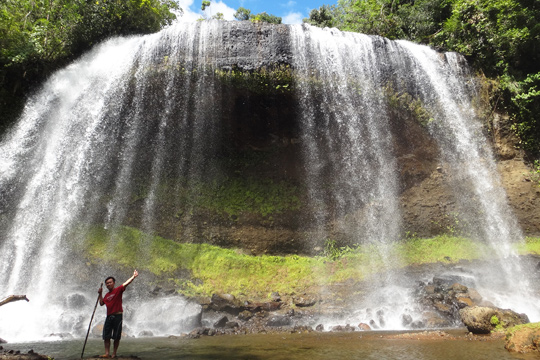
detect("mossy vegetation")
[80,226,540,300]
[196,177,301,218]
[515,237,540,255]
[132,175,302,220]
[214,65,294,94]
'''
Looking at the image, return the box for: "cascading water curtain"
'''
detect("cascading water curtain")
[290,24,538,325]
[394,40,538,320]
[0,21,225,341]
[290,24,407,328]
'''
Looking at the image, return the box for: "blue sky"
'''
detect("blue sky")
[175,0,334,24]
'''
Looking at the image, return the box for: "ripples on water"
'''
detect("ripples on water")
[5,332,537,360]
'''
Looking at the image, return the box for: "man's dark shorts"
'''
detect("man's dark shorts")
[103,314,123,340]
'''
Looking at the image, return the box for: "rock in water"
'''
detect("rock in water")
[505,324,540,353]
[459,306,529,334]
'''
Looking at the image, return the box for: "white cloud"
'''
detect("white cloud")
[203,1,237,20]
[282,11,303,24]
[175,0,202,22]
[175,0,237,22]
[283,1,297,8]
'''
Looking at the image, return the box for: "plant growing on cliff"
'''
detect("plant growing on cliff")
[323,238,358,261]
[529,160,540,187]
[231,6,281,24]
[214,65,294,94]
[383,84,434,127]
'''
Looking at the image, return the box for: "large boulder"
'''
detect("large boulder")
[459,306,529,334]
[207,294,244,315]
[415,278,485,327]
[505,323,540,353]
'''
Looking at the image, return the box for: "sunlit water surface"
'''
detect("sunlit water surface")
[4,331,538,360]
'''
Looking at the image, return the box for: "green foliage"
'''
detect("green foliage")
[334,0,406,38]
[323,238,358,261]
[490,315,500,326]
[250,12,282,24]
[397,235,485,264]
[195,177,301,218]
[508,72,540,153]
[234,7,251,21]
[212,12,225,20]
[303,5,339,28]
[0,0,179,127]
[231,6,281,24]
[82,226,325,298]
[384,84,434,127]
[514,237,540,255]
[505,322,540,339]
[530,160,540,187]
[132,174,302,220]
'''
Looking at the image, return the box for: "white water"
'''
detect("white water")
[0,21,537,341]
[290,24,539,325]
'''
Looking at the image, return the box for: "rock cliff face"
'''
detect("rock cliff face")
[1,21,539,260]
[131,22,540,254]
[98,22,540,253]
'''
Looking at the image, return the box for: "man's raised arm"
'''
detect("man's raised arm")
[123,269,139,287]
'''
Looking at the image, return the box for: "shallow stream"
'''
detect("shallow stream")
[5,331,538,360]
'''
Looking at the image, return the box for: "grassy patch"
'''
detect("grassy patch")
[505,322,540,339]
[515,237,540,255]
[80,227,540,300]
[398,235,487,264]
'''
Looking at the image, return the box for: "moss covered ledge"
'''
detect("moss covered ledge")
[78,226,540,302]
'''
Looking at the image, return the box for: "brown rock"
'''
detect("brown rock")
[293,294,318,307]
[456,297,473,307]
[358,323,371,331]
[505,324,540,353]
[460,306,529,334]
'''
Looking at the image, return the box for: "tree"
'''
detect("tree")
[234,7,252,21]
[250,12,282,24]
[303,5,339,28]
[212,12,225,20]
[0,0,180,129]
[232,7,281,24]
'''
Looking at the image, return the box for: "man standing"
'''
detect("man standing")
[98,270,138,358]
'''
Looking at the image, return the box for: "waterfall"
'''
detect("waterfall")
[289,24,538,325]
[0,21,536,340]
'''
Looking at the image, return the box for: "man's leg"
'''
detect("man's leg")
[104,339,111,357]
[112,339,120,358]
[111,314,123,358]
[102,315,114,357]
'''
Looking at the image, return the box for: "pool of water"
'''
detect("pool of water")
[4,331,538,360]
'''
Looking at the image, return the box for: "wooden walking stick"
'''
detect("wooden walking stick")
[81,283,102,359]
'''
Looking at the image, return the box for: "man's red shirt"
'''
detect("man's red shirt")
[103,284,125,315]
